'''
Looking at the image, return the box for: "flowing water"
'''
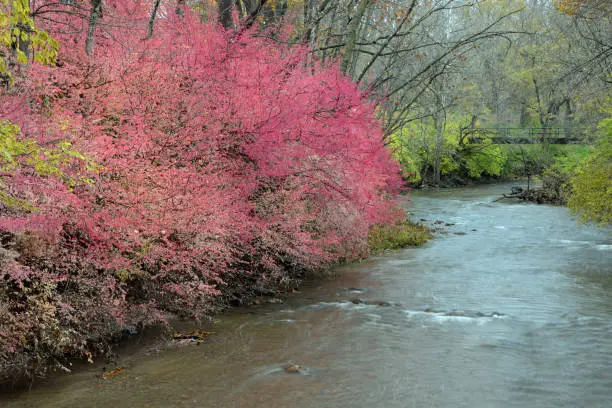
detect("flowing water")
[2,183,611,408]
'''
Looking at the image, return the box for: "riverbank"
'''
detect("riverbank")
[408,174,507,190]
[413,176,569,207]
[0,210,431,390]
[2,183,610,408]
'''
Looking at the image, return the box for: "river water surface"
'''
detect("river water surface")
[2,183,611,407]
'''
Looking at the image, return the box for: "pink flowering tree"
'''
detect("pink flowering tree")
[0,0,404,380]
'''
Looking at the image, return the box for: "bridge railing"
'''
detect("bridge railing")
[471,127,584,144]
[486,127,568,137]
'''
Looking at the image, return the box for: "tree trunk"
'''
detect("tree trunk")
[147,0,162,39]
[85,0,102,56]
[519,103,528,127]
[563,99,572,137]
[303,0,313,43]
[527,174,531,192]
[433,110,444,186]
[340,0,370,75]
[532,78,548,128]
[219,0,234,28]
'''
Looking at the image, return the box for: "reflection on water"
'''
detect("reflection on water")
[2,183,611,408]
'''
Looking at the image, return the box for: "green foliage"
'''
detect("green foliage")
[549,145,591,173]
[0,119,25,172]
[568,117,612,224]
[460,139,505,178]
[0,120,97,210]
[539,145,590,199]
[0,0,58,77]
[0,120,36,210]
[389,115,507,184]
[502,145,554,179]
[368,220,431,253]
[388,124,425,183]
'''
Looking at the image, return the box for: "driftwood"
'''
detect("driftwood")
[494,186,563,205]
[171,330,214,341]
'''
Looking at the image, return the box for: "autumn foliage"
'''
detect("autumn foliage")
[0,2,403,381]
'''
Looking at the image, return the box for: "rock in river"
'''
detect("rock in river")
[282,363,306,374]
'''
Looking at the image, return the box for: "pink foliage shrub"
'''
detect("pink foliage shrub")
[0,2,403,381]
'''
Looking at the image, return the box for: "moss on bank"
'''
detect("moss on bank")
[368,220,431,253]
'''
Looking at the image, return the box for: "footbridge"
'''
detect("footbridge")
[471,128,584,144]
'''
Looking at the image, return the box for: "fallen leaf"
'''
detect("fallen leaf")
[102,367,125,379]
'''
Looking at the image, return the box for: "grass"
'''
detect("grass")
[368,220,431,254]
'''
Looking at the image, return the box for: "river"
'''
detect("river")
[2,183,611,407]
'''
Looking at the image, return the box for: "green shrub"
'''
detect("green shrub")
[541,145,591,202]
[568,117,612,224]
